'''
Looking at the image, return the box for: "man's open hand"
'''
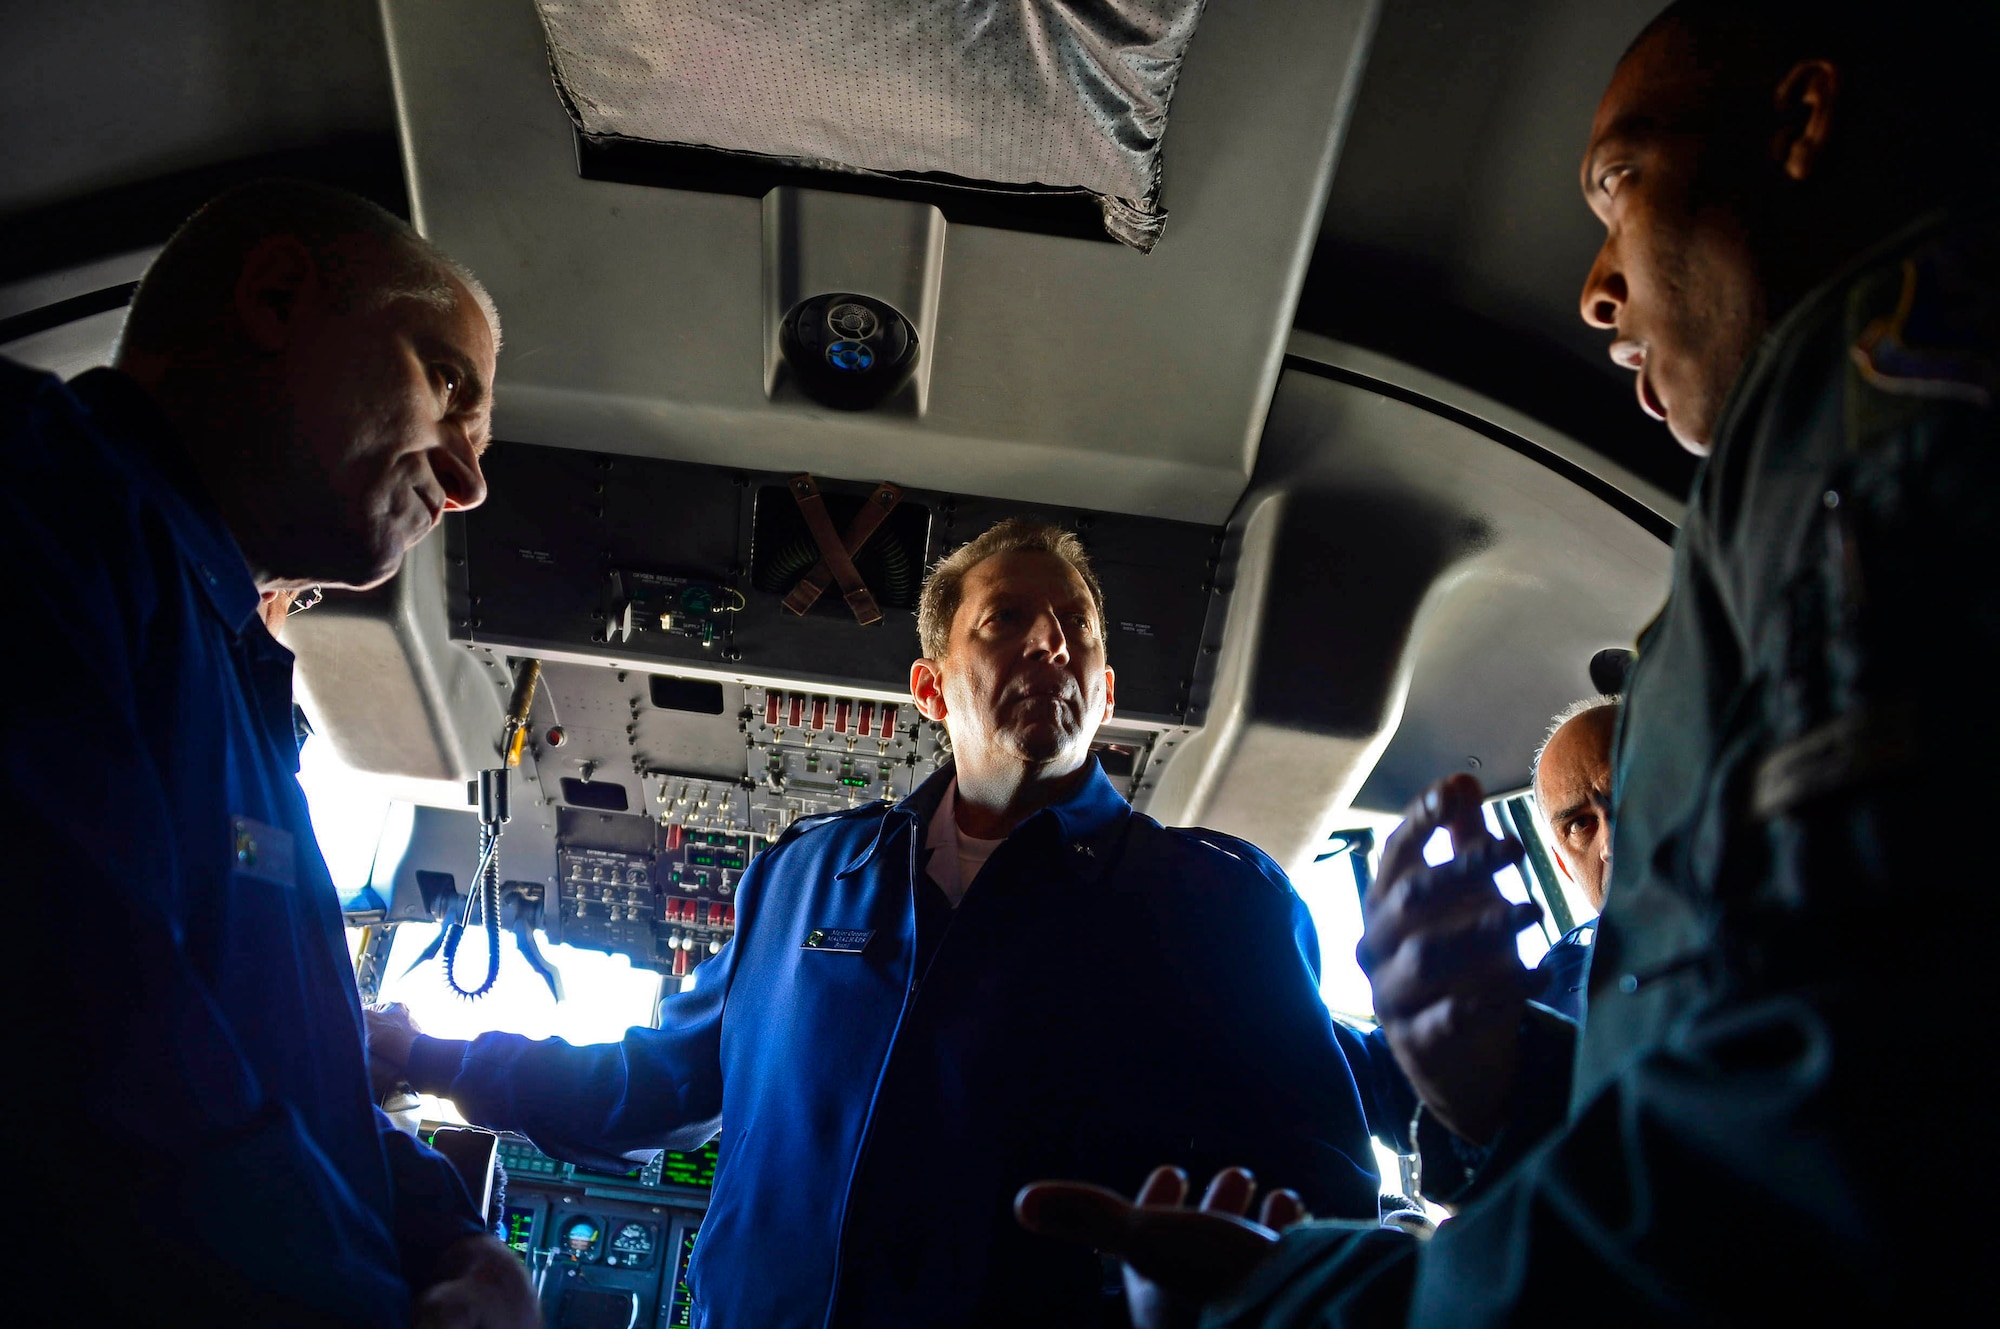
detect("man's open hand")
[364,1002,424,1101]
[1016,1166,1303,1329]
[1359,773,1542,1145]
[414,1235,538,1329]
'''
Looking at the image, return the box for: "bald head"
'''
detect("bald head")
[1533,699,1619,912]
[118,179,497,361]
[113,180,499,593]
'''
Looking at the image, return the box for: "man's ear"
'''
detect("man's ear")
[1772,58,1839,183]
[1100,666,1116,724]
[909,658,949,722]
[233,235,321,352]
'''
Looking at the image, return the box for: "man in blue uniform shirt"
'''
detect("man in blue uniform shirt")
[366,518,1405,1327]
[2,180,534,1326]
[1521,696,1615,1022]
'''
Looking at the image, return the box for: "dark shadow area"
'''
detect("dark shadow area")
[0,133,409,284]
[1295,242,1698,501]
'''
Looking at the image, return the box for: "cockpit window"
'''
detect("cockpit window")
[302,736,665,1124]
[1295,797,1586,1028]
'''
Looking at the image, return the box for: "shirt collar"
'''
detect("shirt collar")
[839,754,1131,883]
[68,368,261,634]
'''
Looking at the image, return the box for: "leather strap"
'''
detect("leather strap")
[782,476,904,624]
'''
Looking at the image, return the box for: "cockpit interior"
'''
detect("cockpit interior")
[5,2,1764,1324]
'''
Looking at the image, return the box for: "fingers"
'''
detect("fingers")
[1136,1165,1189,1209]
[1443,777,1491,860]
[1014,1181,1137,1250]
[1019,1170,1286,1303]
[1258,1189,1305,1230]
[1374,774,1488,898]
[1121,1206,1281,1300]
[1367,921,1541,1023]
[1358,843,1530,975]
[1198,1167,1256,1217]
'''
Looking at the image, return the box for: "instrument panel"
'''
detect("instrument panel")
[476,1129,714,1327]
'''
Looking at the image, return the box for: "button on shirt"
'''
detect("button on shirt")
[2,360,482,1325]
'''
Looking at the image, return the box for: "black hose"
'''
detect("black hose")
[444,825,503,998]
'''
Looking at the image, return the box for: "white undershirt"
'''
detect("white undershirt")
[924,782,1006,908]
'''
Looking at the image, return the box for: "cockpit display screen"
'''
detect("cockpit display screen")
[666,1222,699,1328]
[570,1160,646,1184]
[503,1204,537,1257]
[660,1139,719,1190]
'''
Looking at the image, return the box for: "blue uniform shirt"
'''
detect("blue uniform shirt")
[410,760,1401,1327]
[1,361,483,1325]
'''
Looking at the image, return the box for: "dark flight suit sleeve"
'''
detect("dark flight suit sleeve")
[405,910,742,1171]
[378,1109,490,1284]
[3,383,459,1319]
[1204,216,2000,1328]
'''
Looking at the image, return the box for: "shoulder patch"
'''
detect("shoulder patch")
[1852,253,1997,409]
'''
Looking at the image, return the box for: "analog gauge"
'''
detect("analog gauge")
[558,1215,603,1263]
[605,1220,658,1269]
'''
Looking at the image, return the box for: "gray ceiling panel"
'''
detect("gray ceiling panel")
[378,0,1381,524]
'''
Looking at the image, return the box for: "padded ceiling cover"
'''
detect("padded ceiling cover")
[533,0,1205,250]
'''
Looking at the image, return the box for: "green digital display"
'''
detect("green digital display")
[659,1139,720,1190]
[503,1205,536,1256]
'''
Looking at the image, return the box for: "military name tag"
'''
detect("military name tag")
[801,927,874,954]
[230,815,296,888]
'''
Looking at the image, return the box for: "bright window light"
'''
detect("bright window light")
[295,735,666,1123]
[375,924,663,1048]
[297,733,405,903]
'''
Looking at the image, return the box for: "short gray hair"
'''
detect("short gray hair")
[1530,695,1622,791]
[119,179,499,358]
[916,518,1105,660]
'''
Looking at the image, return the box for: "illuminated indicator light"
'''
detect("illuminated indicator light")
[835,700,851,733]
[839,776,868,788]
[858,701,874,737]
[691,853,716,866]
[765,692,781,726]
[788,695,804,729]
[826,340,874,371]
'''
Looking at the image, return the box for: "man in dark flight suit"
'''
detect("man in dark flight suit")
[1,181,535,1326]
[1017,2,1998,1323]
